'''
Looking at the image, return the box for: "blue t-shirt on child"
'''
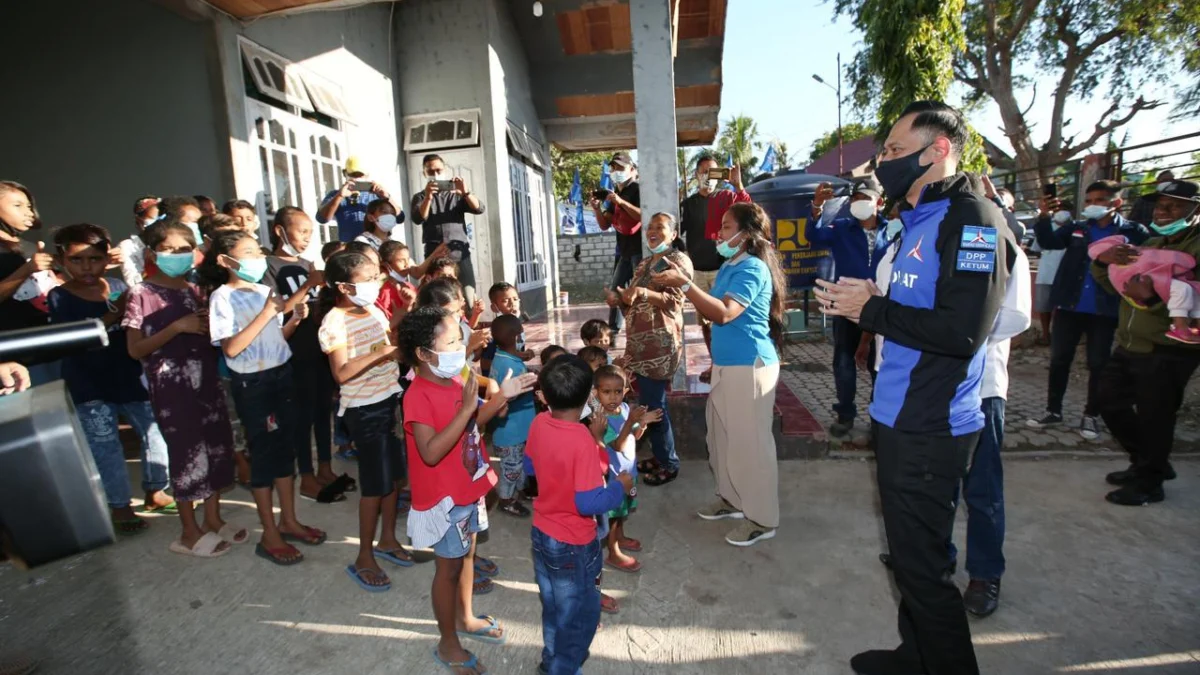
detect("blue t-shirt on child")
[47,281,148,405]
[710,254,779,367]
[489,349,535,447]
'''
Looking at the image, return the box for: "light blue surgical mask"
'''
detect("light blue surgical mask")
[155,252,194,278]
[428,347,467,379]
[232,256,268,283]
[715,232,744,259]
[884,218,903,240]
[184,221,202,245]
[611,170,629,185]
[1081,204,1111,221]
[648,240,671,255]
[1150,218,1192,237]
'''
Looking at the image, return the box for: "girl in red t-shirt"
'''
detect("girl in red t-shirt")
[398,305,536,673]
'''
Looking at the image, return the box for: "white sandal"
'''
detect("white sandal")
[168,531,232,558]
[213,523,249,544]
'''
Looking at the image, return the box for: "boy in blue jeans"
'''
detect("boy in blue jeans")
[489,313,536,517]
[525,355,633,674]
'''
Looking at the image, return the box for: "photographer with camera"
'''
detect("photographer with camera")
[317,156,403,244]
[411,153,486,306]
[591,152,643,336]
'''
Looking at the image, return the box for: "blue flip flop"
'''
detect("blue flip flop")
[375,547,415,567]
[474,556,499,578]
[432,647,482,673]
[345,564,391,592]
[456,614,506,645]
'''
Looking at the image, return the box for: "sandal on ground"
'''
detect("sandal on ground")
[601,593,620,614]
[338,473,358,492]
[472,577,494,595]
[636,457,661,474]
[432,647,482,674]
[643,467,679,486]
[113,517,149,536]
[456,614,506,645]
[255,542,303,566]
[281,526,327,546]
[375,547,415,567]
[474,555,499,577]
[311,479,349,504]
[498,500,531,518]
[139,500,177,514]
[345,564,390,592]
[619,537,643,552]
[168,532,230,558]
[605,556,642,574]
[211,523,249,544]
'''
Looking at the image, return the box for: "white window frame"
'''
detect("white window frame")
[245,100,347,247]
[238,37,314,112]
[302,70,354,123]
[403,109,481,152]
[509,155,548,291]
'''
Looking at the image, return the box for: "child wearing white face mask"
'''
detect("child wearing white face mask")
[354,200,402,250]
[317,249,414,591]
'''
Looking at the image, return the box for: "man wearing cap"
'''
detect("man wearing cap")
[1128,170,1175,227]
[807,177,889,437]
[593,151,642,335]
[679,151,752,380]
[317,156,403,243]
[1092,179,1200,505]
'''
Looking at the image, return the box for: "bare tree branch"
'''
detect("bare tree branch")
[1061,97,1165,158]
[1019,82,1038,118]
[1004,0,1041,45]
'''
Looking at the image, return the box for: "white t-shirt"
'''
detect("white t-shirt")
[208,284,292,374]
[317,305,401,414]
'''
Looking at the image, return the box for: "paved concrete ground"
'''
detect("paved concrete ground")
[2,458,1197,674]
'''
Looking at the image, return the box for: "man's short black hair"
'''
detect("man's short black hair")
[580,318,612,343]
[422,154,444,166]
[160,195,200,218]
[222,199,255,214]
[489,281,516,302]
[1086,179,1122,197]
[578,345,607,365]
[540,344,567,365]
[694,151,719,169]
[538,355,594,410]
[899,101,969,159]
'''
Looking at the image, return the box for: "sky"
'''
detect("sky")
[719,0,1200,171]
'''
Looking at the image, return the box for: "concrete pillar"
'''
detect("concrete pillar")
[630,0,678,228]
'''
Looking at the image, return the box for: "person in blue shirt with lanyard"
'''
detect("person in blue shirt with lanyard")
[317,156,403,243]
[815,101,1016,675]
[807,177,889,437]
[652,201,787,549]
[1026,180,1149,440]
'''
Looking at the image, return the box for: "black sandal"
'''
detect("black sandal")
[636,458,661,473]
[643,467,678,486]
[498,499,531,518]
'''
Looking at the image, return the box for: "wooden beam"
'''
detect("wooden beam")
[554,84,720,118]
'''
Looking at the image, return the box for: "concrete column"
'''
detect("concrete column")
[630,0,678,228]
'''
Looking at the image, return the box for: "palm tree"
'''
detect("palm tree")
[677,148,702,199]
[716,115,761,179]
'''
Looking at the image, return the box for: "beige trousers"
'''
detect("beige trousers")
[706,360,781,528]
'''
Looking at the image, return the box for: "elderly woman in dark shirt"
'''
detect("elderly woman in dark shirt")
[605,212,693,486]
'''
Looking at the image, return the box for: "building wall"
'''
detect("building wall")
[0,0,226,241]
[211,5,404,244]
[557,234,616,288]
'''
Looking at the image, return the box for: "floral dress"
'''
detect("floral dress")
[623,250,694,381]
[122,281,234,502]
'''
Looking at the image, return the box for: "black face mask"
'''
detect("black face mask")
[875,144,932,201]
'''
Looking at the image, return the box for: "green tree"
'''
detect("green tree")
[774,141,792,171]
[808,122,876,162]
[549,147,622,203]
[838,0,1200,185]
[716,115,762,180]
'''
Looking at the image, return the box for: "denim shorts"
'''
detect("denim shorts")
[433,503,482,559]
[230,363,295,488]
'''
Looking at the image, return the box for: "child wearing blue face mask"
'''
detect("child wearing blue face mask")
[200,231,324,565]
[123,220,239,559]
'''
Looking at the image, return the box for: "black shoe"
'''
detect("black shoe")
[964,578,1000,618]
[1105,484,1165,506]
[879,552,956,576]
[1026,411,1063,428]
[831,418,855,437]
[1106,463,1177,486]
[850,649,924,675]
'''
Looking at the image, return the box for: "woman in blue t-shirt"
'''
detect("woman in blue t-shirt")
[653,202,787,548]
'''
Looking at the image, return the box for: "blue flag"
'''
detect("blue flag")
[575,201,584,232]
[569,168,583,204]
[759,145,777,174]
[600,162,613,190]
[726,152,734,168]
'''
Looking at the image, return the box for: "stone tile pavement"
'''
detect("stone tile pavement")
[779,335,1200,454]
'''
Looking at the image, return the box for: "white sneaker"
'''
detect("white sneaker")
[1079,415,1100,440]
[725,520,776,547]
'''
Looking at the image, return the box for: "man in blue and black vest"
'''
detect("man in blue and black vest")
[807,177,889,437]
[816,101,1015,675]
[1026,180,1149,440]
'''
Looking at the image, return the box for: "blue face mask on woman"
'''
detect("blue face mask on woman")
[155,252,194,278]
[231,256,268,283]
[715,232,744,259]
